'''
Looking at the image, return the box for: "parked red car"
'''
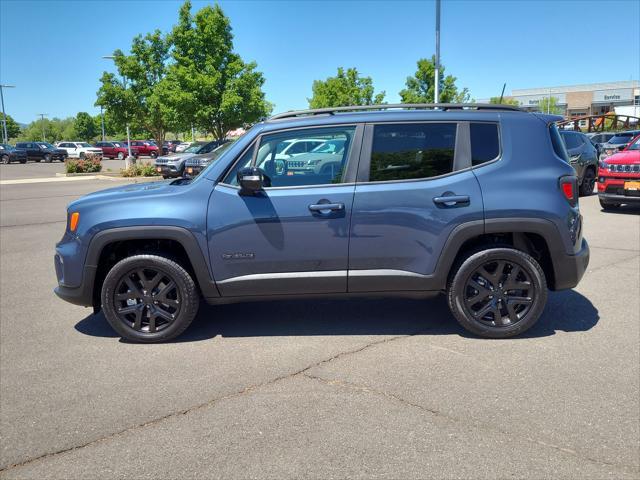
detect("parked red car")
[597,134,640,210]
[94,141,138,160]
[122,140,159,158]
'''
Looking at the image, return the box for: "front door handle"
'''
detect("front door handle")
[433,195,470,207]
[308,202,344,213]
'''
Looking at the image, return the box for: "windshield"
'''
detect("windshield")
[37,142,55,149]
[609,134,633,144]
[626,137,640,150]
[311,139,346,153]
[184,143,206,153]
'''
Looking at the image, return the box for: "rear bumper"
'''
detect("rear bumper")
[598,193,640,204]
[553,238,590,291]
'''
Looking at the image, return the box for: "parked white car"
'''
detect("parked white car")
[175,142,193,153]
[273,138,326,160]
[56,141,103,159]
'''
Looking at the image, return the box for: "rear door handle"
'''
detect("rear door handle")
[308,203,344,212]
[433,195,470,206]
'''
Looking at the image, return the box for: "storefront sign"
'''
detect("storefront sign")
[592,88,633,103]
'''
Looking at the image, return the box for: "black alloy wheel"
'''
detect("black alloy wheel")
[580,168,596,196]
[112,267,181,334]
[448,248,547,338]
[463,260,534,327]
[101,254,200,342]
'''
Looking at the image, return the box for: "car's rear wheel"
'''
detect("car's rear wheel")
[101,254,200,343]
[579,168,596,196]
[150,151,158,159]
[447,248,547,338]
[117,152,124,160]
[599,199,621,210]
[1,155,9,164]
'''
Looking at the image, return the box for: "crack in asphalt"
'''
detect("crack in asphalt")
[589,244,640,253]
[0,220,66,229]
[587,252,640,274]
[303,372,640,475]
[0,194,82,202]
[0,329,428,473]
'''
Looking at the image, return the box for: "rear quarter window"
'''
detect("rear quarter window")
[550,125,570,162]
[470,123,500,166]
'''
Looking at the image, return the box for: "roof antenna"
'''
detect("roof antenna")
[498,83,506,104]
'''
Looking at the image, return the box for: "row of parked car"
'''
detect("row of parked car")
[0,139,201,165]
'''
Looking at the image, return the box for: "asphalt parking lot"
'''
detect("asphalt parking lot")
[0,167,638,479]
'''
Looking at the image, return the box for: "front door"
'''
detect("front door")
[207,125,362,297]
[348,121,485,292]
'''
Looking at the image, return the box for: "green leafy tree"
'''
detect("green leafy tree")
[538,96,563,115]
[489,96,520,106]
[75,112,98,141]
[166,1,271,141]
[3,114,22,140]
[399,56,470,104]
[308,67,385,108]
[17,117,75,142]
[97,30,173,148]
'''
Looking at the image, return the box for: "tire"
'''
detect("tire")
[117,152,124,160]
[79,152,85,160]
[447,247,547,339]
[599,199,621,210]
[1,155,9,165]
[20,158,26,164]
[150,151,158,159]
[101,254,200,343]
[579,168,596,196]
[43,154,52,163]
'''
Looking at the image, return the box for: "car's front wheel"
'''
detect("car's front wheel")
[1,155,9,164]
[150,151,158,159]
[43,154,52,163]
[447,248,547,338]
[101,254,200,343]
[117,152,124,160]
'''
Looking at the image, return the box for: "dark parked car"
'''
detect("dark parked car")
[0,143,27,164]
[94,141,138,160]
[559,130,598,196]
[15,142,67,162]
[599,130,640,160]
[163,140,181,155]
[54,103,589,343]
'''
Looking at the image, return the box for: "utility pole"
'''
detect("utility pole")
[434,0,441,104]
[191,123,196,141]
[100,105,106,141]
[0,84,16,144]
[37,113,48,142]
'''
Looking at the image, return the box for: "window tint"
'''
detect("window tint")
[470,123,499,166]
[562,132,582,149]
[549,125,569,162]
[369,123,456,182]
[224,127,355,187]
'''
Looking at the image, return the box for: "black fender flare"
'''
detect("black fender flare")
[86,226,219,299]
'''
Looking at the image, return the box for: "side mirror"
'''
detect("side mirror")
[237,167,266,195]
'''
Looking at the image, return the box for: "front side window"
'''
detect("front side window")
[224,127,355,187]
[470,123,499,166]
[369,123,456,182]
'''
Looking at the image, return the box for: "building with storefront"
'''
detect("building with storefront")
[505,81,639,118]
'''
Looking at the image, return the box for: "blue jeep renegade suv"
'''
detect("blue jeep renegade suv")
[54,104,590,342]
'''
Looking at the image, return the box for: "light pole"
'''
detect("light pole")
[0,84,15,144]
[434,0,441,104]
[100,105,105,141]
[37,113,48,142]
[102,55,134,165]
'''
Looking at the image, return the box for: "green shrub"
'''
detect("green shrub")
[65,155,102,174]
[120,162,160,177]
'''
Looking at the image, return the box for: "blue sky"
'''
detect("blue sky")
[1,0,639,124]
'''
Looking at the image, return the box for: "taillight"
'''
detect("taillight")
[559,176,578,207]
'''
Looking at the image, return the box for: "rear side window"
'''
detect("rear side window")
[550,125,569,162]
[470,123,499,166]
[369,123,456,182]
[562,132,583,149]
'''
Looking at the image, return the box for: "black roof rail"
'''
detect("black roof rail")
[268,103,523,121]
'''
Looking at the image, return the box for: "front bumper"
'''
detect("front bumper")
[553,238,590,291]
[184,165,205,177]
[598,192,640,204]
[155,164,182,177]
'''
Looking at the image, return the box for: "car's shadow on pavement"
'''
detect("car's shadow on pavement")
[75,289,599,343]
[599,205,640,215]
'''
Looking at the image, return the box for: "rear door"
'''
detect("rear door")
[207,125,363,296]
[348,121,484,292]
